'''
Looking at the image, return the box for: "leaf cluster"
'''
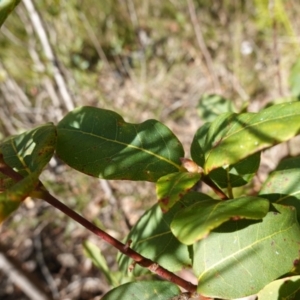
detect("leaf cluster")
[1,102,300,299]
[1,3,300,300]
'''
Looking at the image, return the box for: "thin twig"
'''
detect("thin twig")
[16,7,63,122]
[126,0,139,28]
[269,0,283,97]
[186,0,221,93]
[22,0,75,111]
[34,225,60,299]
[202,176,229,200]
[0,246,52,300]
[78,12,111,70]
[226,167,234,199]
[0,156,197,293]
[41,191,197,292]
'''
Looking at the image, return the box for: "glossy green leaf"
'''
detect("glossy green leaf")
[191,122,260,188]
[257,276,300,300]
[83,240,119,287]
[0,123,56,222]
[208,152,260,189]
[56,106,184,182]
[0,123,57,175]
[289,59,300,99]
[156,172,201,213]
[191,117,228,168]
[260,156,300,221]
[191,122,210,168]
[101,281,180,300]
[197,94,236,122]
[0,0,21,27]
[118,192,212,275]
[198,102,300,173]
[0,171,39,222]
[193,204,300,299]
[171,196,269,245]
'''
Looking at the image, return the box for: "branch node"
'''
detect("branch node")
[124,239,132,251]
[148,263,159,272]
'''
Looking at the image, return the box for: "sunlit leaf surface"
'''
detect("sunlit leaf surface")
[193,204,300,299]
[0,123,56,222]
[191,123,260,189]
[0,0,21,27]
[57,106,184,181]
[1,123,57,175]
[191,102,300,173]
[171,196,269,245]
[156,172,201,212]
[260,156,300,221]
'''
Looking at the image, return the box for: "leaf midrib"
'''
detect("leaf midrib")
[198,222,294,280]
[59,128,181,170]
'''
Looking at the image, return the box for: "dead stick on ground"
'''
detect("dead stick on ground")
[187,0,221,93]
[22,0,75,111]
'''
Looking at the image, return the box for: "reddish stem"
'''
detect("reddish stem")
[42,190,197,292]
[0,155,197,293]
[202,175,229,200]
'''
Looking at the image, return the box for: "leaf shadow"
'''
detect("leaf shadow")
[203,107,300,172]
[56,107,184,181]
[278,278,300,298]
[118,202,192,276]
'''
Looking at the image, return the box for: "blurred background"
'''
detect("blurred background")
[1,0,300,299]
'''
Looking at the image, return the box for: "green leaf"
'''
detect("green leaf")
[56,106,184,182]
[0,123,57,175]
[191,116,231,169]
[208,152,260,189]
[101,281,180,300]
[83,240,119,287]
[0,171,39,222]
[197,94,236,122]
[171,196,269,245]
[191,123,260,188]
[0,170,15,191]
[156,172,201,213]
[190,122,210,167]
[289,59,300,99]
[193,203,300,299]
[118,192,212,276]
[257,276,300,300]
[0,0,21,27]
[199,102,300,173]
[260,156,300,221]
[0,123,56,222]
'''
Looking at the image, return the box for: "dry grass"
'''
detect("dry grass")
[1,1,300,299]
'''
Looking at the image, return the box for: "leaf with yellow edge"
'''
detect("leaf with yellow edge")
[257,276,300,300]
[156,172,201,213]
[199,102,300,173]
[0,171,39,223]
[193,203,300,299]
[171,195,269,245]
